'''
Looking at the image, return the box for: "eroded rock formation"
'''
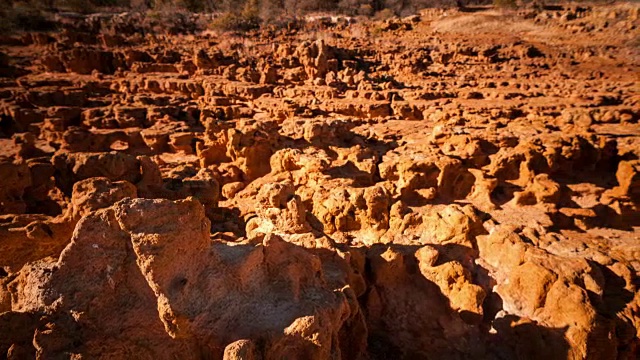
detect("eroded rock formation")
[1,3,639,359]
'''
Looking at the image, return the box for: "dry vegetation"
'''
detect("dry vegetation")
[2,0,534,33]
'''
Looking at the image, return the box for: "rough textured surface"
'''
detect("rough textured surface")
[1,3,639,359]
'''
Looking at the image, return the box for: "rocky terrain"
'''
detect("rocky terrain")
[0,3,639,359]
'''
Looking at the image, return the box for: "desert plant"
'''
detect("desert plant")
[209,0,263,31]
[210,12,261,32]
[4,0,485,17]
[242,0,261,19]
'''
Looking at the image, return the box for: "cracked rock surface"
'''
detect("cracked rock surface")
[1,3,639,359]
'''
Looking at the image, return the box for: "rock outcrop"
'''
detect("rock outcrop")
[1,3,639,359]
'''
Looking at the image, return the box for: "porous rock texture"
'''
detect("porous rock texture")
[1,3,639,359]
